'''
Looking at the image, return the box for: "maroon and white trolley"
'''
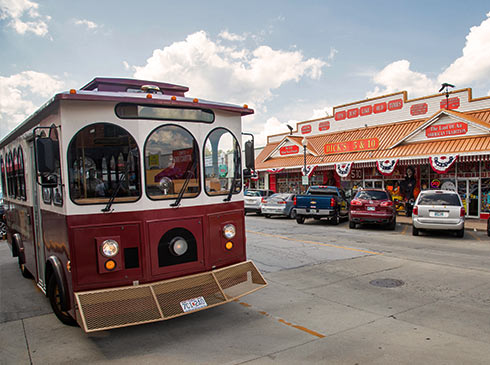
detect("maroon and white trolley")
[0,78,266,332]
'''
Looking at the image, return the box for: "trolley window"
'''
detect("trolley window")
[116,103,214,123]
[204,128,242,196]
[67,123,141,205]
[17,147,26,200]
[144,125,200,200]
[0,156,6,195]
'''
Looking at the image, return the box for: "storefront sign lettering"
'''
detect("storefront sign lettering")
[319,121,330,131]
[425,122,468,138]
[410,103,428,116]
[279,145,300,155]
[301,125,312,134]
[360,105,372,116]
[347,108,359,118]
[324,138,379,155]
[440,97,460,110]
[388,99,403,111]
[373,102,387,114]
[335,111,346,121]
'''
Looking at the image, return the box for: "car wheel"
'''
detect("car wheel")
[289,209,297,219]
[296,216,305,224]
[331,215,340,225]
[47,275,78,326]
[349,221,356,229]
[456,228,464,238]
[264,214,271,218]
[412,226,419,236]
[387,218,396,230]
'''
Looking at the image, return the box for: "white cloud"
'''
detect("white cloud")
[438,12,490,86]
[74,19,98,30]
[0,71,64,138]
[251,116,297,146]
[132,31,327,109]
[0,0,49,36]
[366,60,438,98]
[328,47,338,61]
[219,30,246,41]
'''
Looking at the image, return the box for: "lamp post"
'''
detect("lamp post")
[302,137,308,191]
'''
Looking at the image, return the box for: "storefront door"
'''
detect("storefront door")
[457,179,479,217]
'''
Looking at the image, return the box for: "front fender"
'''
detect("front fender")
[46,256,70,311]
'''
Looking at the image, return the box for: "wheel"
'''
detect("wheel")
[264,214,271,218]
[289,209,297,219]
[349,220,356,229]
[0,220,7,240]
[296,216,305,224]
[331,215,340,225]
[412,226,419,236]
[47,275,78,326]
[387,218,396,230]
[456,228,464,238]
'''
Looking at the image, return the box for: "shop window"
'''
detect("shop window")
[68,123,141,205]
[17,147,26,200]
[481,179,490,213]
[203,128,241,196]
[145,124,199,200]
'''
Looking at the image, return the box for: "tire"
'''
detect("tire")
[412,226,419,236]
[264,214,271,218]
[289,209,297,219]
[349,220,356,229]
[0,220,7,240]
[47,275,78,327]
[296,216,305,224]
[456,228,464,238]
[331,215,340,225]
[387,218,396,230]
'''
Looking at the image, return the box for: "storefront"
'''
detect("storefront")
[254,88,490,218]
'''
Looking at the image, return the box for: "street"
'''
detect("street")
[2,216,490,364]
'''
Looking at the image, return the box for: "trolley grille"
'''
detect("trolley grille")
[75,261,266,332]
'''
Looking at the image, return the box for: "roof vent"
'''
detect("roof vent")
[141,85,162,94]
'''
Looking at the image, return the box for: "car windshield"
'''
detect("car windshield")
[245,191,261,197]
[418,193,461,206]
[356,190,389,200]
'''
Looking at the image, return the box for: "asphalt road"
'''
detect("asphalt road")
[2,216,490,364]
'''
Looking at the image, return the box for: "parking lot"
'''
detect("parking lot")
[2,215,490,364]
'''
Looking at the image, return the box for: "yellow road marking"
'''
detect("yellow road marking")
[235,300,325,338]
[246,230,381,255]
[467,230,481,241]
[400,225,408,235]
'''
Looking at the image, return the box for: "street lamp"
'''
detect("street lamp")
[302,137,308,190]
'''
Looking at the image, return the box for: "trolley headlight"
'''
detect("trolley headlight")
[101,239,119,258]
[169,236,188,256]
[223,224,236,239]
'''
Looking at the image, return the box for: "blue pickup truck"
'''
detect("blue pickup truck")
[294,185,349,225]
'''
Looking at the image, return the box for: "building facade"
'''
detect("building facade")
[253,88,490,219]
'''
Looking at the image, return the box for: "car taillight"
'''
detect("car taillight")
[330,197,336,206]
[460,207,465,217]
[261,198,266,203]
[293,196,297,205]
[350,199,362,206]
[278,201,286,204]
[381,200,393,207]
[413,206,418,215]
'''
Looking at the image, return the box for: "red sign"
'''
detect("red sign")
[426,122,468,138]
[301,125,312,134]
[410,103,428,116]
[373,102,387,114]
[324,138,379,155]
[279,145,300,155]
[360,105,372,116]
[388,99,403,111]
[335,111,346,121]
[440,97,460,110]
[347,108,359,118]
[319,121,330,131]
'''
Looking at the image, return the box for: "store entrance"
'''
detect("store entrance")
[457,179,479,217]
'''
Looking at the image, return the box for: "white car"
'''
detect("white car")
[244,189,274,215]
[412,190,465,237]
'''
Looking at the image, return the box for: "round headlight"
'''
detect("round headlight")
[101,239,119,258]
[223,224,236,239]
[169,236,188,256]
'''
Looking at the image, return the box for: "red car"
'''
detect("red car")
[349,189,396,230]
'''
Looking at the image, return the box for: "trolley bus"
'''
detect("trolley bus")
[0,77,266,332]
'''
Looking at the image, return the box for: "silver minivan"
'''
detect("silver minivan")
[412,190,465,237]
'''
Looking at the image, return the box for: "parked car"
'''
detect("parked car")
[0,193,6,239]
[412,190,465,237]
[349,188,396,230]
[294,185,349,225]
[261,193,297,219]
[244,189,274,215]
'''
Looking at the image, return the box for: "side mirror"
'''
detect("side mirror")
[245,140,255,170]
[36,138,59,173]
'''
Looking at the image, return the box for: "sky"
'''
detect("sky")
[1,0,490,146]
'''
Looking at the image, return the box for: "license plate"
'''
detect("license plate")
[180,296,208,312]
[430,211,447,217]
[367,206,375,211]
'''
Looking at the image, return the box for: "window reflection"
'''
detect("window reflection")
[145,125,199,199]
[204,128,241,196]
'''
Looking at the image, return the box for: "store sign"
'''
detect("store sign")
[440,97,460,110]
[410,103,428,116]
[373,102,387,114]
[388,99,403,111]
[334,111,346,121]
[347,108,359,118]
[360,105,372,116]
[334,98,401,121]
[279,145,300,155]
[319,121,330,131]
[301,125,312,134]
[425,122,468,138]
[324,138,379,155]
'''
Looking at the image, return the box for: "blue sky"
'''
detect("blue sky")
[1,0,490,145]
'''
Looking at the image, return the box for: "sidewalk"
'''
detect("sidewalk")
[397,215,488,232]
